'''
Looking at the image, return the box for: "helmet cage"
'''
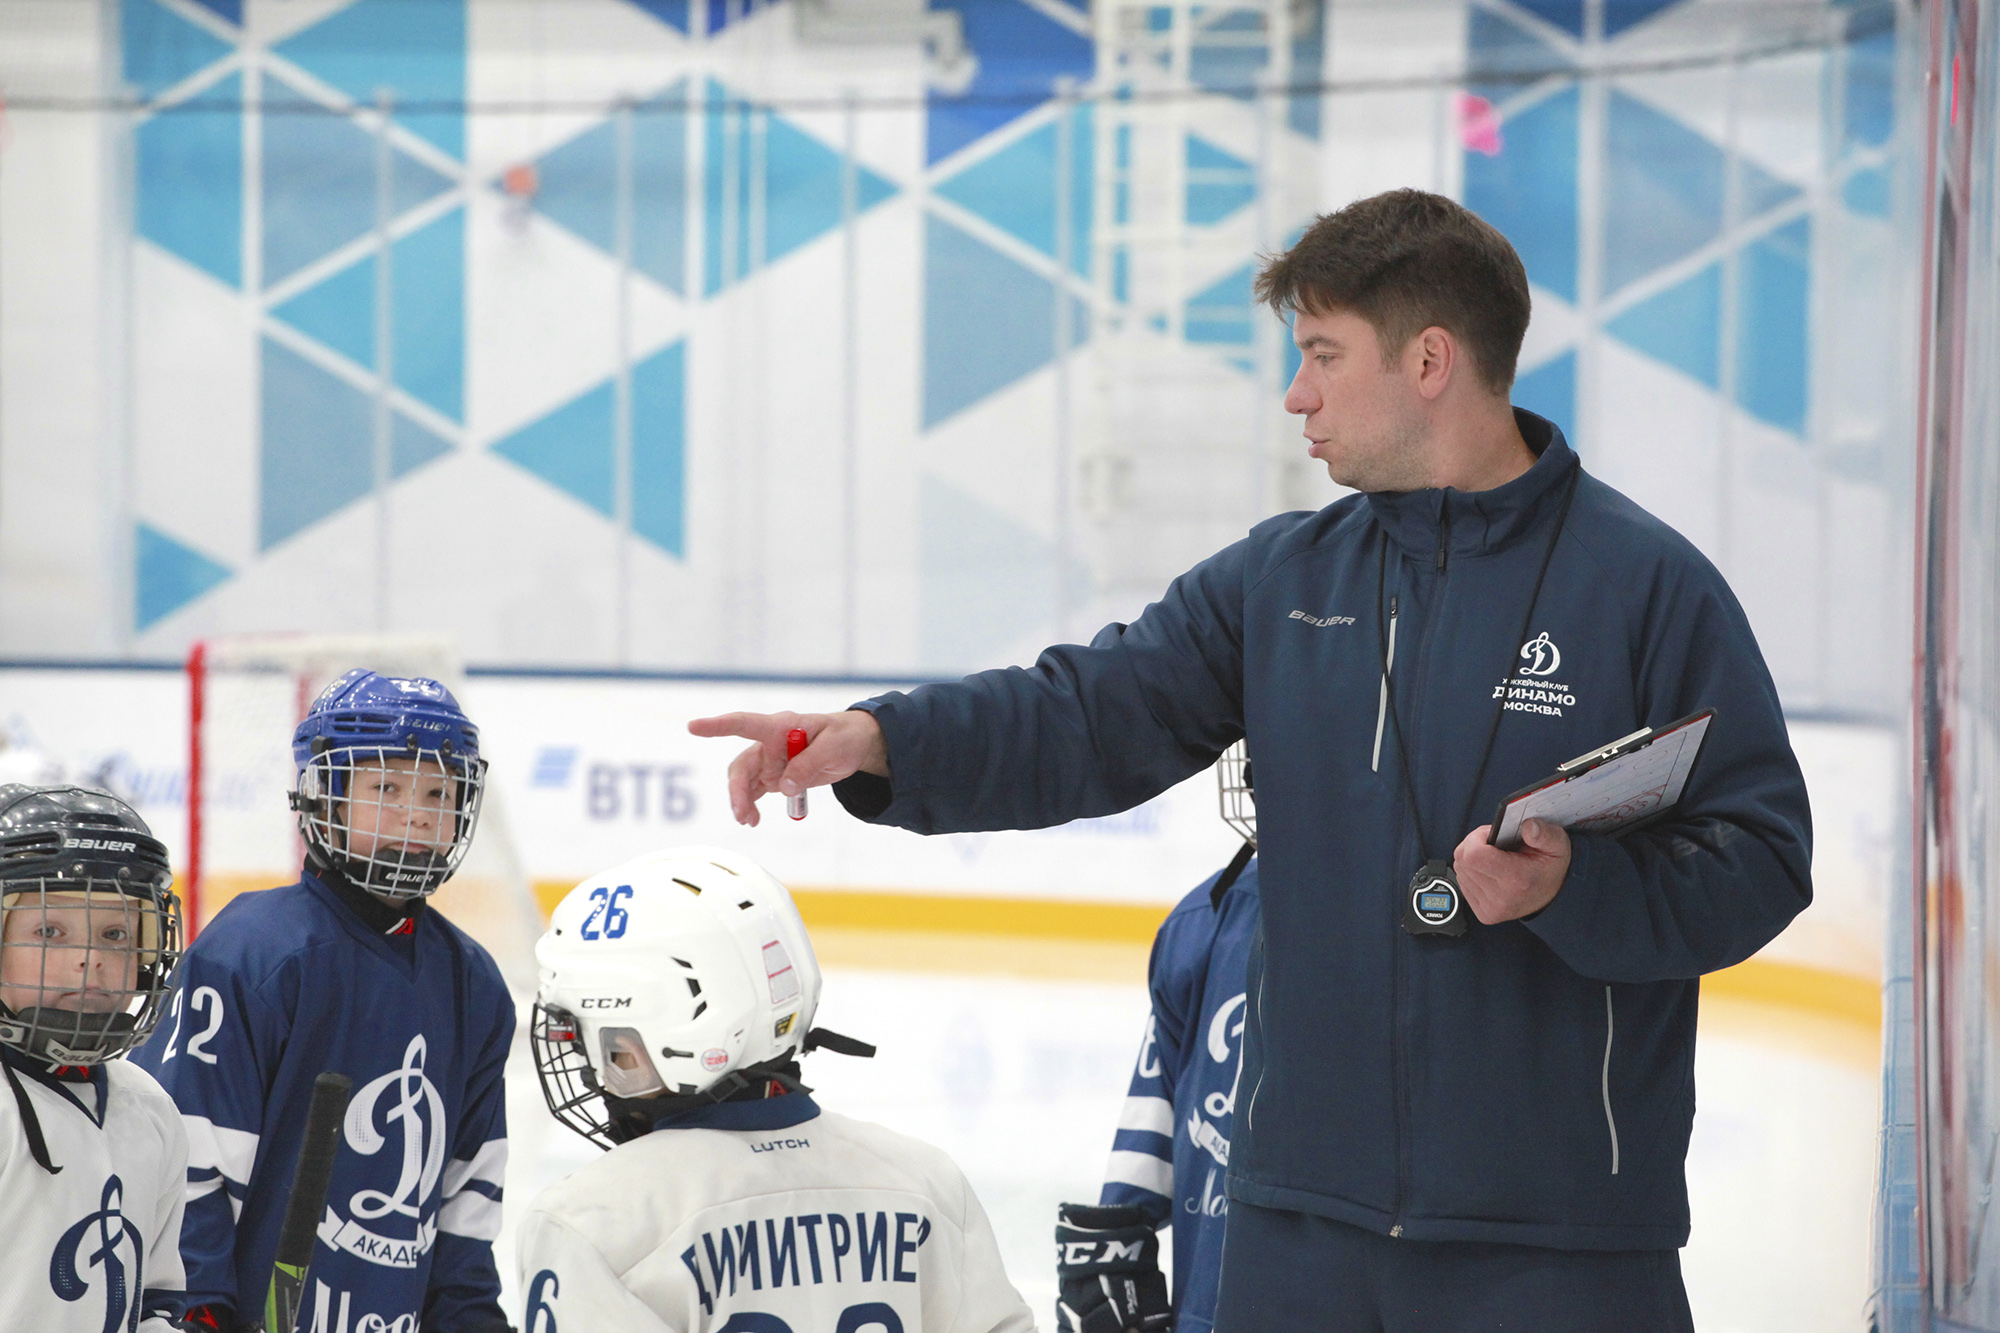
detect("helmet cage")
[531,1001,623,1148]
[295,744,487,900]
[531,1000,813,1151]
[1218,740,1256,845]
[0,873,182,1064]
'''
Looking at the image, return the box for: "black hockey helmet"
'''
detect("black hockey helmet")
[0,785,181,1064]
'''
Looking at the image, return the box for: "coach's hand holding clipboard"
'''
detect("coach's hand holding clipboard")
[1451,711,1717,926]
[1488,710,1716,850]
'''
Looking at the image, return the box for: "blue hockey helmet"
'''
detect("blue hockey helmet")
[290,670,487,900]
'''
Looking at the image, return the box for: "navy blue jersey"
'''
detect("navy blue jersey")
[1099,857,1258,1333]
[131,873,514,1331]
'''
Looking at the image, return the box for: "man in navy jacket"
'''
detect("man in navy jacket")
[692,189,1810,1329]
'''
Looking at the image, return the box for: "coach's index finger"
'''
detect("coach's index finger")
[686,711,781,743]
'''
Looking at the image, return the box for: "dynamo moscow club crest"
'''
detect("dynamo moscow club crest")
[1519,632,1562,676]
[318,1034,449,1268]
[51,1175,146,1333]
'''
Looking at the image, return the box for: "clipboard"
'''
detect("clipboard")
[1488,709,1715,851]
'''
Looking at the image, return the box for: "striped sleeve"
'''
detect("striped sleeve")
[422,973,515,1328]
[180,1114,260,1219]
[1099,1014,1175,1218]
[439,1135,507,1241]
[127,940,294,1312]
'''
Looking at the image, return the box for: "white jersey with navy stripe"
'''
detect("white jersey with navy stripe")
[0,1054,187,1333]
[518,1099,1033,1333]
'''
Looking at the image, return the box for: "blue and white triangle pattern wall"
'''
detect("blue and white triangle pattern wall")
[122,0,917,659]
[121,0,1324,672]
[119,0,1884,689]
[1464,0,1893,439]
[126,0,480,631]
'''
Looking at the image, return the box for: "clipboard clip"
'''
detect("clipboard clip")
[1556,726,1654,774]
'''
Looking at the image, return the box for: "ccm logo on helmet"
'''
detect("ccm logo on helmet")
[578,997,632,1009]
[64,838,137,852]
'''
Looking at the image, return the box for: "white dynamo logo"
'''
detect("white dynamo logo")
[317,1034,448,1269]
[1518,632,1562,676]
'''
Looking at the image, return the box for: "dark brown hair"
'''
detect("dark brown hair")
[1254,189,1531,395]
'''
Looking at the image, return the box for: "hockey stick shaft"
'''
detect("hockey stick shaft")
[261,1071,351,1333]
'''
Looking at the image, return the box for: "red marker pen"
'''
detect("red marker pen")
[786,729,809,820]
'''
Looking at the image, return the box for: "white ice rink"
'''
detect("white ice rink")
[498,964,1879,1332]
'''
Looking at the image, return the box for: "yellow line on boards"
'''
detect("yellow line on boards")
[535,880,1174,941]
[1702,956,1880,1032]
[534,879,1881,1030]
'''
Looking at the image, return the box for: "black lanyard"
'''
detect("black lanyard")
[1376,465,1580,866]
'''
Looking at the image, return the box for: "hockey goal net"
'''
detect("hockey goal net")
[185,634,543,987]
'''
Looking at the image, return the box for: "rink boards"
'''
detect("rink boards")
[0,663,1889,1013]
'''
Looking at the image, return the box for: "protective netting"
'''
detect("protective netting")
[187,634,541,988]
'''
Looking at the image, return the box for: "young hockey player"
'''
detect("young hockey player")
[1056,747,1261,1333]
[519,844,1035,1333]
[0,784,189,1332]
[132,670,514,1333]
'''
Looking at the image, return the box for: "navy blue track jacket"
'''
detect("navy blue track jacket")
[837,412,1811,1252]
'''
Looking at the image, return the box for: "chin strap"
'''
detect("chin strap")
[802,1027,876,1058]
[3,1055,61,1175]
[314,855,427,935]
[1210,838,1257,910]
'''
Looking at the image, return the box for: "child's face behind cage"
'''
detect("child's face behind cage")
[0,892,141,1015]
[338,754,460,863]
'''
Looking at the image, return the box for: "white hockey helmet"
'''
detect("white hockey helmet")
[532,845,862,1148]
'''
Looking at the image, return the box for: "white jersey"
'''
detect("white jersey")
[1,1056,188,1333]
[518,1104,1034,1333]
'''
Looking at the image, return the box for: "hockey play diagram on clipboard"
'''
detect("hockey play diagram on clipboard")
[1489,711,1716,851]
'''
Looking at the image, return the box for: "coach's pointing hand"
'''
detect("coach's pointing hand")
[687,710,890,827]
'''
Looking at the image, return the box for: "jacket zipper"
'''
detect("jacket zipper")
[1392,543,1449,1237]
[1371,597,1399,772]
[1602,987,1621,1175]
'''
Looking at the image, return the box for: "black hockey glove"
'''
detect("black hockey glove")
[1054,1202,1172,1333]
